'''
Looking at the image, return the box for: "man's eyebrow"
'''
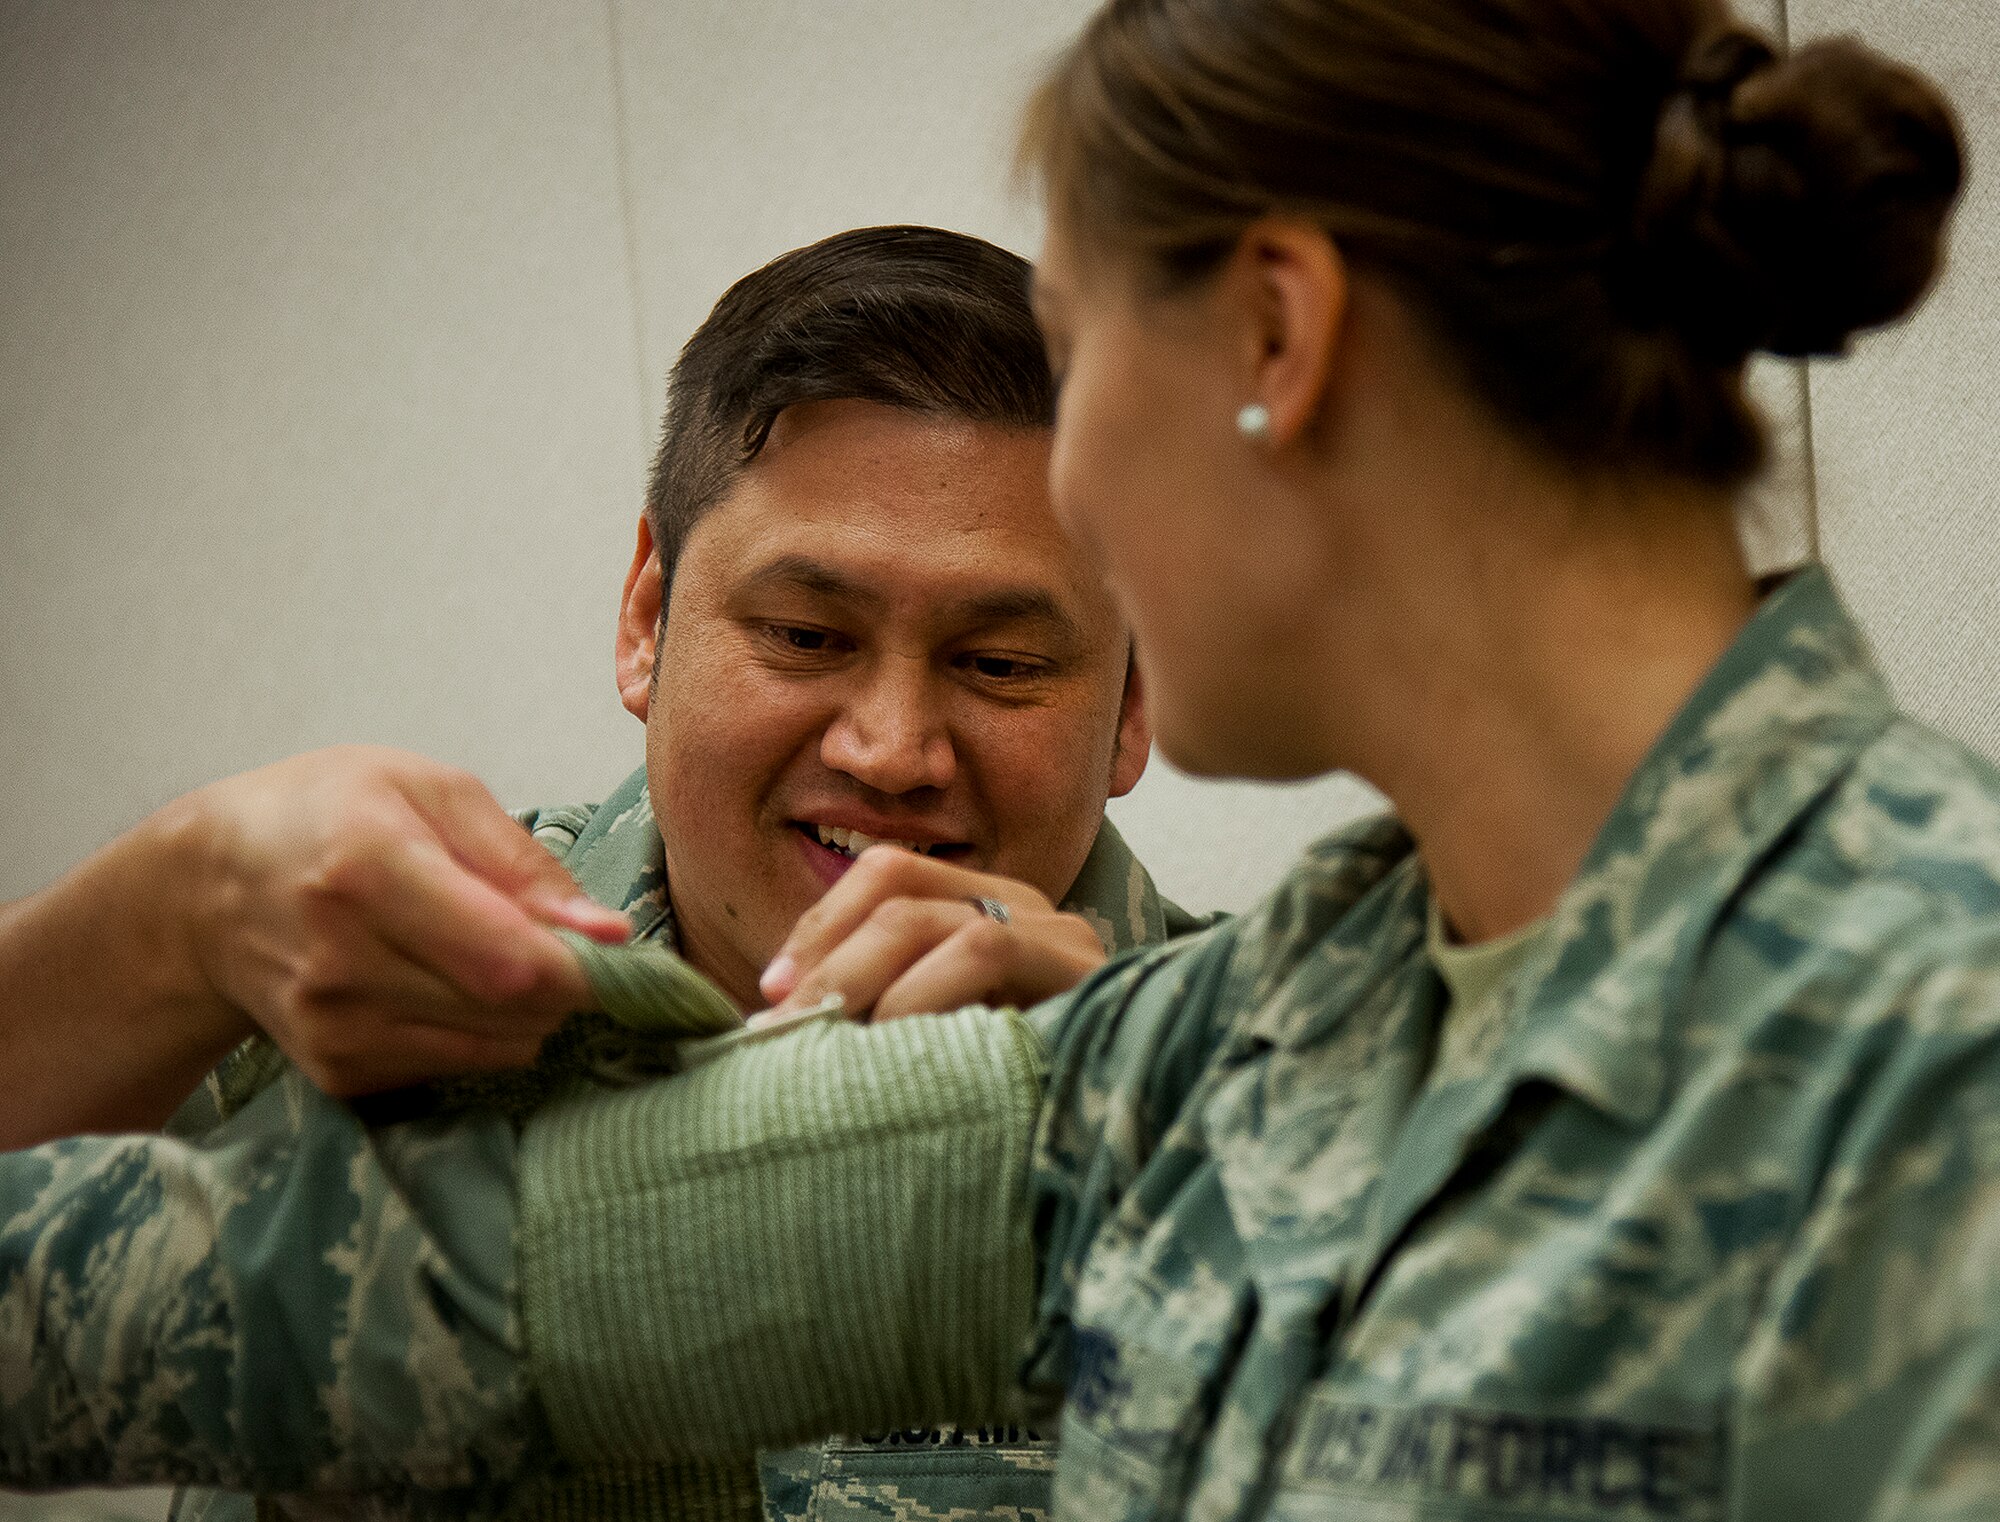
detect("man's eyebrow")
[741,555,884,608]
[742,555,1085,645]
[954,587,1083,646]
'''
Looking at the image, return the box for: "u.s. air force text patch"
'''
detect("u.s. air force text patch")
[1275,1395,1724,1520]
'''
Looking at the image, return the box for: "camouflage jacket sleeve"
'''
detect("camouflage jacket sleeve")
[1735,939,2000,1522]
[1021,923,1246,1407]
[0,1067,552,1511]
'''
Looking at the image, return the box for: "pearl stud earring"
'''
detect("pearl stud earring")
[1236,403,1272,442]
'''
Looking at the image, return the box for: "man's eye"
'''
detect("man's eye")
[961,653,1041,682]
[764,625,847,657]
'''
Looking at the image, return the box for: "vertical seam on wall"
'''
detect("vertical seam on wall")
[1776,0,1824,559]
[603,0,656,466]
[1798,363,1822,560]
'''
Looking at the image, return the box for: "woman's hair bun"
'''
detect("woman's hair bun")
[1624,28,1964,362]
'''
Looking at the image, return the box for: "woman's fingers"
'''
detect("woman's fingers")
[189,747,607,1098]
[776,889,1107,1023]
[348,831,590,1011]
[778,897,987,1017]
[871,915,1108,1023]
[411,768,630,944]
[763,846,1050,1003]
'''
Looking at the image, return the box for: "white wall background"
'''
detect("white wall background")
[1790,0,2000,759]
[1,2,1997,1518]
[0,0,1389,919]
[5,0,1995,920]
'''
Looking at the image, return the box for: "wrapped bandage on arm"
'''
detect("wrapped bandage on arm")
[520,1005,1050,1461]
[0,977,1046,1497]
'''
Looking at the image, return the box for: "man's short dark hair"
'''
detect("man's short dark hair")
[644,225,1056,587]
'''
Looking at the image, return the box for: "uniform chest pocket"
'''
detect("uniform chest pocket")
[1269,1395,1727,1522]
[1053,1326,1220,1522]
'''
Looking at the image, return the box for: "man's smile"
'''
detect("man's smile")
[788,819,975,887]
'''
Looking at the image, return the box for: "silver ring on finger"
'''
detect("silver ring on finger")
[968,895,1013,927]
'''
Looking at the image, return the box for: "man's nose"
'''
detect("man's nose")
[820,659,957,795]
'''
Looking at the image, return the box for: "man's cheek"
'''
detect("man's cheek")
[986,745,1103,853]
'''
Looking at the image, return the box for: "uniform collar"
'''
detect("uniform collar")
[1063,817,1185,955]
[559,766,677,943]
[560,768,1178,959]
[1489,566,1896,1126]
[1250,568,1895,1129]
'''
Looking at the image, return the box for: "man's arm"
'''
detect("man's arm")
[0,1067,547,1505]
[0,747,624,1148]
[2,897,1232,1498]
[518,1004,1049,1460]
[1,998,1050,1497]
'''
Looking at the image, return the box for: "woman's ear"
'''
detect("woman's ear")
[615,517,665,721]
[1230,217,1350,447]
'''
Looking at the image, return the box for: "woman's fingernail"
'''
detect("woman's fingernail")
[760,954,797,1000]
[557,898,629,942]
[527,887,617,933]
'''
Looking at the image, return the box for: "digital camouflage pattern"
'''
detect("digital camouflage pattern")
[11,567,2000,1522]
[1025,567,2000,1521]
[0,766,1194,1522]
[0,1066,545,1516]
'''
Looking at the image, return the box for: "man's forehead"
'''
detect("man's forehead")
[706,447,1062,552]
[692,404,1074,553]
[666,398,1121,633]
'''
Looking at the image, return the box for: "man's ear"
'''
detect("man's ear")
[1108,652,1152,798]
[1230,216,1349,448]
[615,517,665,722]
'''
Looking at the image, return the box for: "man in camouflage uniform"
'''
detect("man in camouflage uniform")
[504,770,1196,1522]
[8,571,2000,1521]
[0,225,1203,1522]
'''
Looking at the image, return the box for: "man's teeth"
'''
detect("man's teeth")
[813,825,936,858]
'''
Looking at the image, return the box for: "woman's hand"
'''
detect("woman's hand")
[0,746,627,1145]
[176,746,627,1095]
[758,846,1107,1022]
